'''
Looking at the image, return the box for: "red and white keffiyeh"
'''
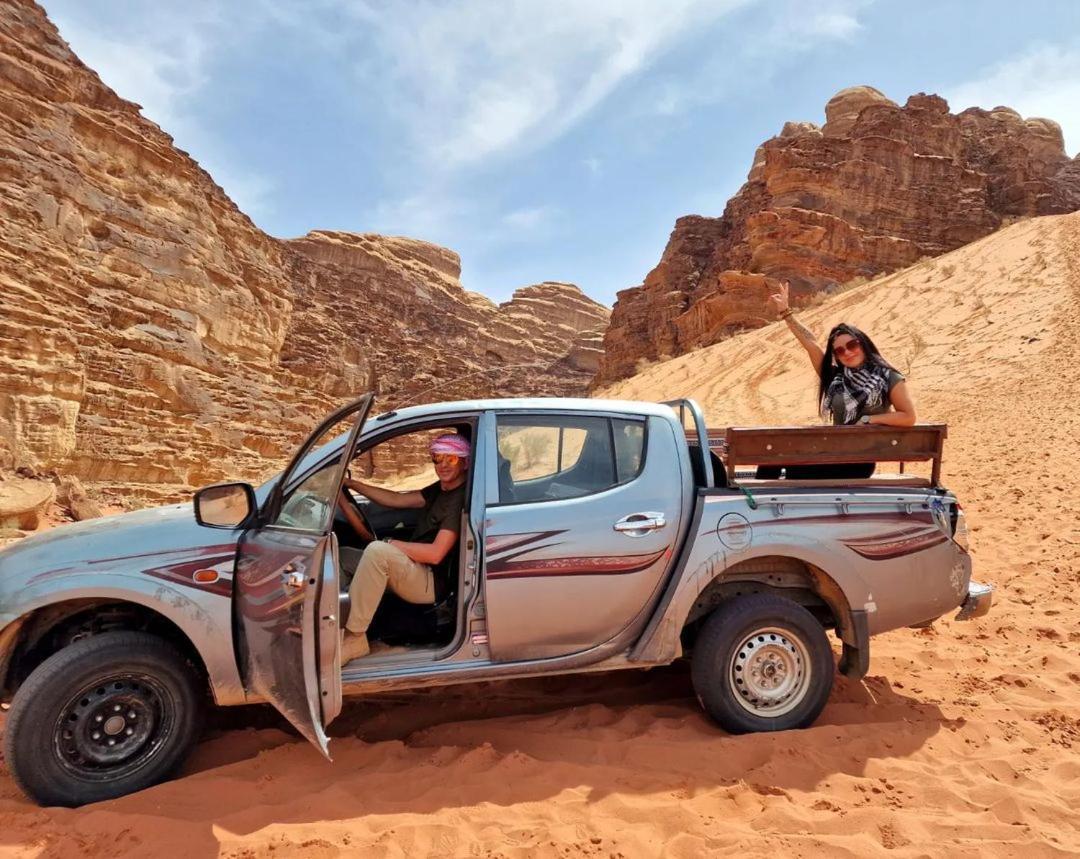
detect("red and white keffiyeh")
[429,433,471,459]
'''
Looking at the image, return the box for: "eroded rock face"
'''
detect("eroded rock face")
[0,1,608,504]
[0,477,55,530]
[281,234,609,411]
[596,88,1080,386]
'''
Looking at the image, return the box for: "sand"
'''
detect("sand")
[1,212,1079,856]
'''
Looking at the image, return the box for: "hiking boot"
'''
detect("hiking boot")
[341,632,370,663]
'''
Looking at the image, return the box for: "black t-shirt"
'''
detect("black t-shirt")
[413,481,466,543]
[413,481,466,600]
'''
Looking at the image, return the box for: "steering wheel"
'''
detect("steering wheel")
[338,486,376,543]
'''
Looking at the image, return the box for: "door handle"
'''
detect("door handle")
[613,512,667,536]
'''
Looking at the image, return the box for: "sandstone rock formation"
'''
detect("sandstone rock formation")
[54,474,103,521]
[596,86,1080,385]
[281,231,608,409]
[0,1,607,504]
[0,476,55,530]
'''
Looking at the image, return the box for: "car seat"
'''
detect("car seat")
[497,452,515,502]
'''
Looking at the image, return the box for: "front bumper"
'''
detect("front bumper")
[955,580,993,621]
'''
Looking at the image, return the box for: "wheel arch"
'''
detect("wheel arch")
[680,555,857,649]
[1,588,243,706]
[630,545,868,665]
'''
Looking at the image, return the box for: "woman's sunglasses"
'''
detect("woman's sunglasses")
[431,453,460,466]
[832,340,863,358]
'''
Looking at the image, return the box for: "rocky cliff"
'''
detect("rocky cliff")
[0,1,607,504]
[596,86,1080,385]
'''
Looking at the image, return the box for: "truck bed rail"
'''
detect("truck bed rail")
[687,424,947,488]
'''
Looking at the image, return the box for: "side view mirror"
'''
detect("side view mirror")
[194,482,256,529]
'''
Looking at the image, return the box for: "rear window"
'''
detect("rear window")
[613,418,645,482]
[495,414,646,504]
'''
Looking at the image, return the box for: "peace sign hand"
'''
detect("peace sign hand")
[767,280,790,315]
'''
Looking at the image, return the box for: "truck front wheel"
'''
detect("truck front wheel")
[3,630,204,807]
[691,594,834,733]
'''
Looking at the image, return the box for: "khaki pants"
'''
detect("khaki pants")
[345,541,434,635]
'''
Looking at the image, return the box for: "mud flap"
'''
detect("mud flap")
[837,608,870,678]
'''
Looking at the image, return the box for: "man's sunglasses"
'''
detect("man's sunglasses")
[431,454,460,466]
[832,340,863,358]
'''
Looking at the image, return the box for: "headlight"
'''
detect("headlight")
[951,504,970,553]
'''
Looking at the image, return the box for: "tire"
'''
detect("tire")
[691,593,834,734]
[3,630,204,807]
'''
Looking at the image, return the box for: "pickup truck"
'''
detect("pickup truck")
[0,395,991,806]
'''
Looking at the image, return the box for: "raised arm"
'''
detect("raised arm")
[767,281,824,376]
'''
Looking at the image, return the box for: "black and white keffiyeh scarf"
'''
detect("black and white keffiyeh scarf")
[821,361,892,424]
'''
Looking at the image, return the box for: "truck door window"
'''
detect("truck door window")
[271,415,360,532]
[613,418,646,482]
[495,415,645,504]
[273,464,339,531]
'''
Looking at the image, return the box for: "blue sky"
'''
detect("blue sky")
[41,0,1080,306]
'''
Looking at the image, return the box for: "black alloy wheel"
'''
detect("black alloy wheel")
[4,631,203,807]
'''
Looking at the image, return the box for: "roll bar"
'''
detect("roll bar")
[661,398,715,488]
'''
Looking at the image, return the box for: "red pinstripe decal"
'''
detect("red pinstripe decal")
[842,528,950,560]
[488,548,668,580]
[485,530,567,559]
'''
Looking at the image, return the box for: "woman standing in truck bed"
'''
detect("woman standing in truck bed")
[763,281,917,478]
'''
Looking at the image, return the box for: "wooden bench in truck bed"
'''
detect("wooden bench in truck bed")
[689,424,948,488]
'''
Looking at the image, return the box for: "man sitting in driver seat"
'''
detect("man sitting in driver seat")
[338,433,470,662]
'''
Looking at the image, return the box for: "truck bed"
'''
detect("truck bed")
[685,424,947,489]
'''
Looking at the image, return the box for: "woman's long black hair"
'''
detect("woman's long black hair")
[817,323,896,407]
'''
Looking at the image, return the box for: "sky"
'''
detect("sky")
[40,0,1080,307]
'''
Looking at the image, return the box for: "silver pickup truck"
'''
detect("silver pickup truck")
[0,395,991,806]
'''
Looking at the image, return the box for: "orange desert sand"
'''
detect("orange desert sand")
[1,213,1079,856]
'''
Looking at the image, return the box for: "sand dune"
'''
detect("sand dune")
[2,213,1079,856]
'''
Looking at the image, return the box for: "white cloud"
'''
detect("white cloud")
[752,0,869,51]
[501,205,558,230]
[43,2,277,218]
[652,82,687,117]
[202,166,277,220]
[368,191,476,244]
[45,4,217,129]
[346,0,751,169]
[945,43,1080,156]
[639,0,871,120]
[803,10,861,40]
[370,194,561,248]
[362,0,874,247]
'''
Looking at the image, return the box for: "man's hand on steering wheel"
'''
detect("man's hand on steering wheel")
[337,487,375,542]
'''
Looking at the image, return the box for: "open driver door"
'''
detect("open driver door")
[233,394,373,756]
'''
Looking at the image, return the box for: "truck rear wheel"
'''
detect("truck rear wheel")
[691,593,834,733]
[3,630,204,807]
